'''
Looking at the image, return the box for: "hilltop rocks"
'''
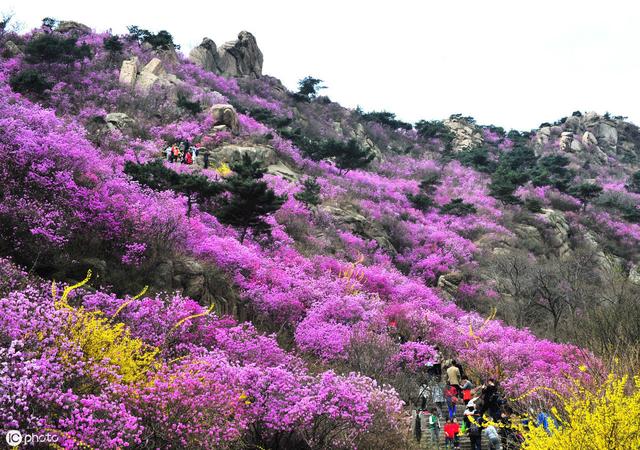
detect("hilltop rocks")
[595,122,618,148]
[119,56,183,95]
[209,104,240,134]
[189,38,219,72]
[56,21,92,35]
[189,32,263,78]
[444,117,483,152]
[559,131,573,151]
[532,112,639,166]
[119,57,139,86]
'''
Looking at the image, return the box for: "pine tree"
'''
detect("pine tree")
[217,154,286,243]
[295,177,322,207]
[439,198,477,216]
[333,139,375,174]
[124,159,220,217]
[570,182,603,209]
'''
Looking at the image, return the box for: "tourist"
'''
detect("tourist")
[484,423,501,450]
[446,361,461,391]
[425,407,441,450]
[444,417,461,450]
[444,384,459,420]
[468,417,482,450]
[460,378,474,403]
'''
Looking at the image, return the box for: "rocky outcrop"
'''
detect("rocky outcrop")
[437,271,463,294]
[56,21,92,35]
[211,144,278,167]
[209,104,240,134]
[152,257,246,319]
[105,113,134,131]
[189,38,219,73]
[541,208,571,258]
[321,205,396,254]
[119,57,183,95]
[189,32,263,78]
[3,41,21,57]
[532,112,640,166]
[444,117,483,152]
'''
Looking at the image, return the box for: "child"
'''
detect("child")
[443,417,461,450]
[424,408,441,449]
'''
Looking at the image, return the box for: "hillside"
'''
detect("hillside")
[0,19,639,449]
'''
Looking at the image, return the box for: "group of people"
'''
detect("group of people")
[415,356,519,450]
[165,141,200,165]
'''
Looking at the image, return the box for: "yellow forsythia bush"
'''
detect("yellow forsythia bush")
[520,374,640,450]
[69,309,159,384]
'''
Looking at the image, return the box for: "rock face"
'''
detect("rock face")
[189,38,219,72]
[189,32,263,78]
[444,117,483,152]
[532,112,640,167]
[209,104,240,134]
[152,257,246,320]
[119,57,182,95]
[105,113,134,131]
[56,21,92,35]
[3,41,21,57]
[541,208,572,258]
[211,144,278,167]
[321,205,396,255]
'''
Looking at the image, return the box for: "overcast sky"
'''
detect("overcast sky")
[5,0,640,130]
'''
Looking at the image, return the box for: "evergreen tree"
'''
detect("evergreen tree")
[406,173,440,211]
[24,33,92,65]
[294,76,325,101]
[217,154,286,243]
[333,139,375,174]
[295,177,322,207]
[439,198,477,216]
[124,159,220,217]
[570,182,603,209]
[531,155,574,191]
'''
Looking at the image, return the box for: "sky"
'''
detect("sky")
[4,0,640,130]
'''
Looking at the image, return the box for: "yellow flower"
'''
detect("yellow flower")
[216,162,231,177]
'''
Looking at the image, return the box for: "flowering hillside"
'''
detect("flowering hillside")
[0,19,638,449]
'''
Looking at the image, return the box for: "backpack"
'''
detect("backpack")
[469,423,481,437]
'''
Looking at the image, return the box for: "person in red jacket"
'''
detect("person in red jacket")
[444,417,461,450]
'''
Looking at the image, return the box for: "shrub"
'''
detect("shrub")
[439,198,477,216]
[519,373,640,450]
[176,92,203,115]
[457,146,496,173]
[295,177,322,206]
[24,33,91,64]
[103,35,123,53]
[524,197,543,213]
[415,119,455,149]
[9,69,52,95]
